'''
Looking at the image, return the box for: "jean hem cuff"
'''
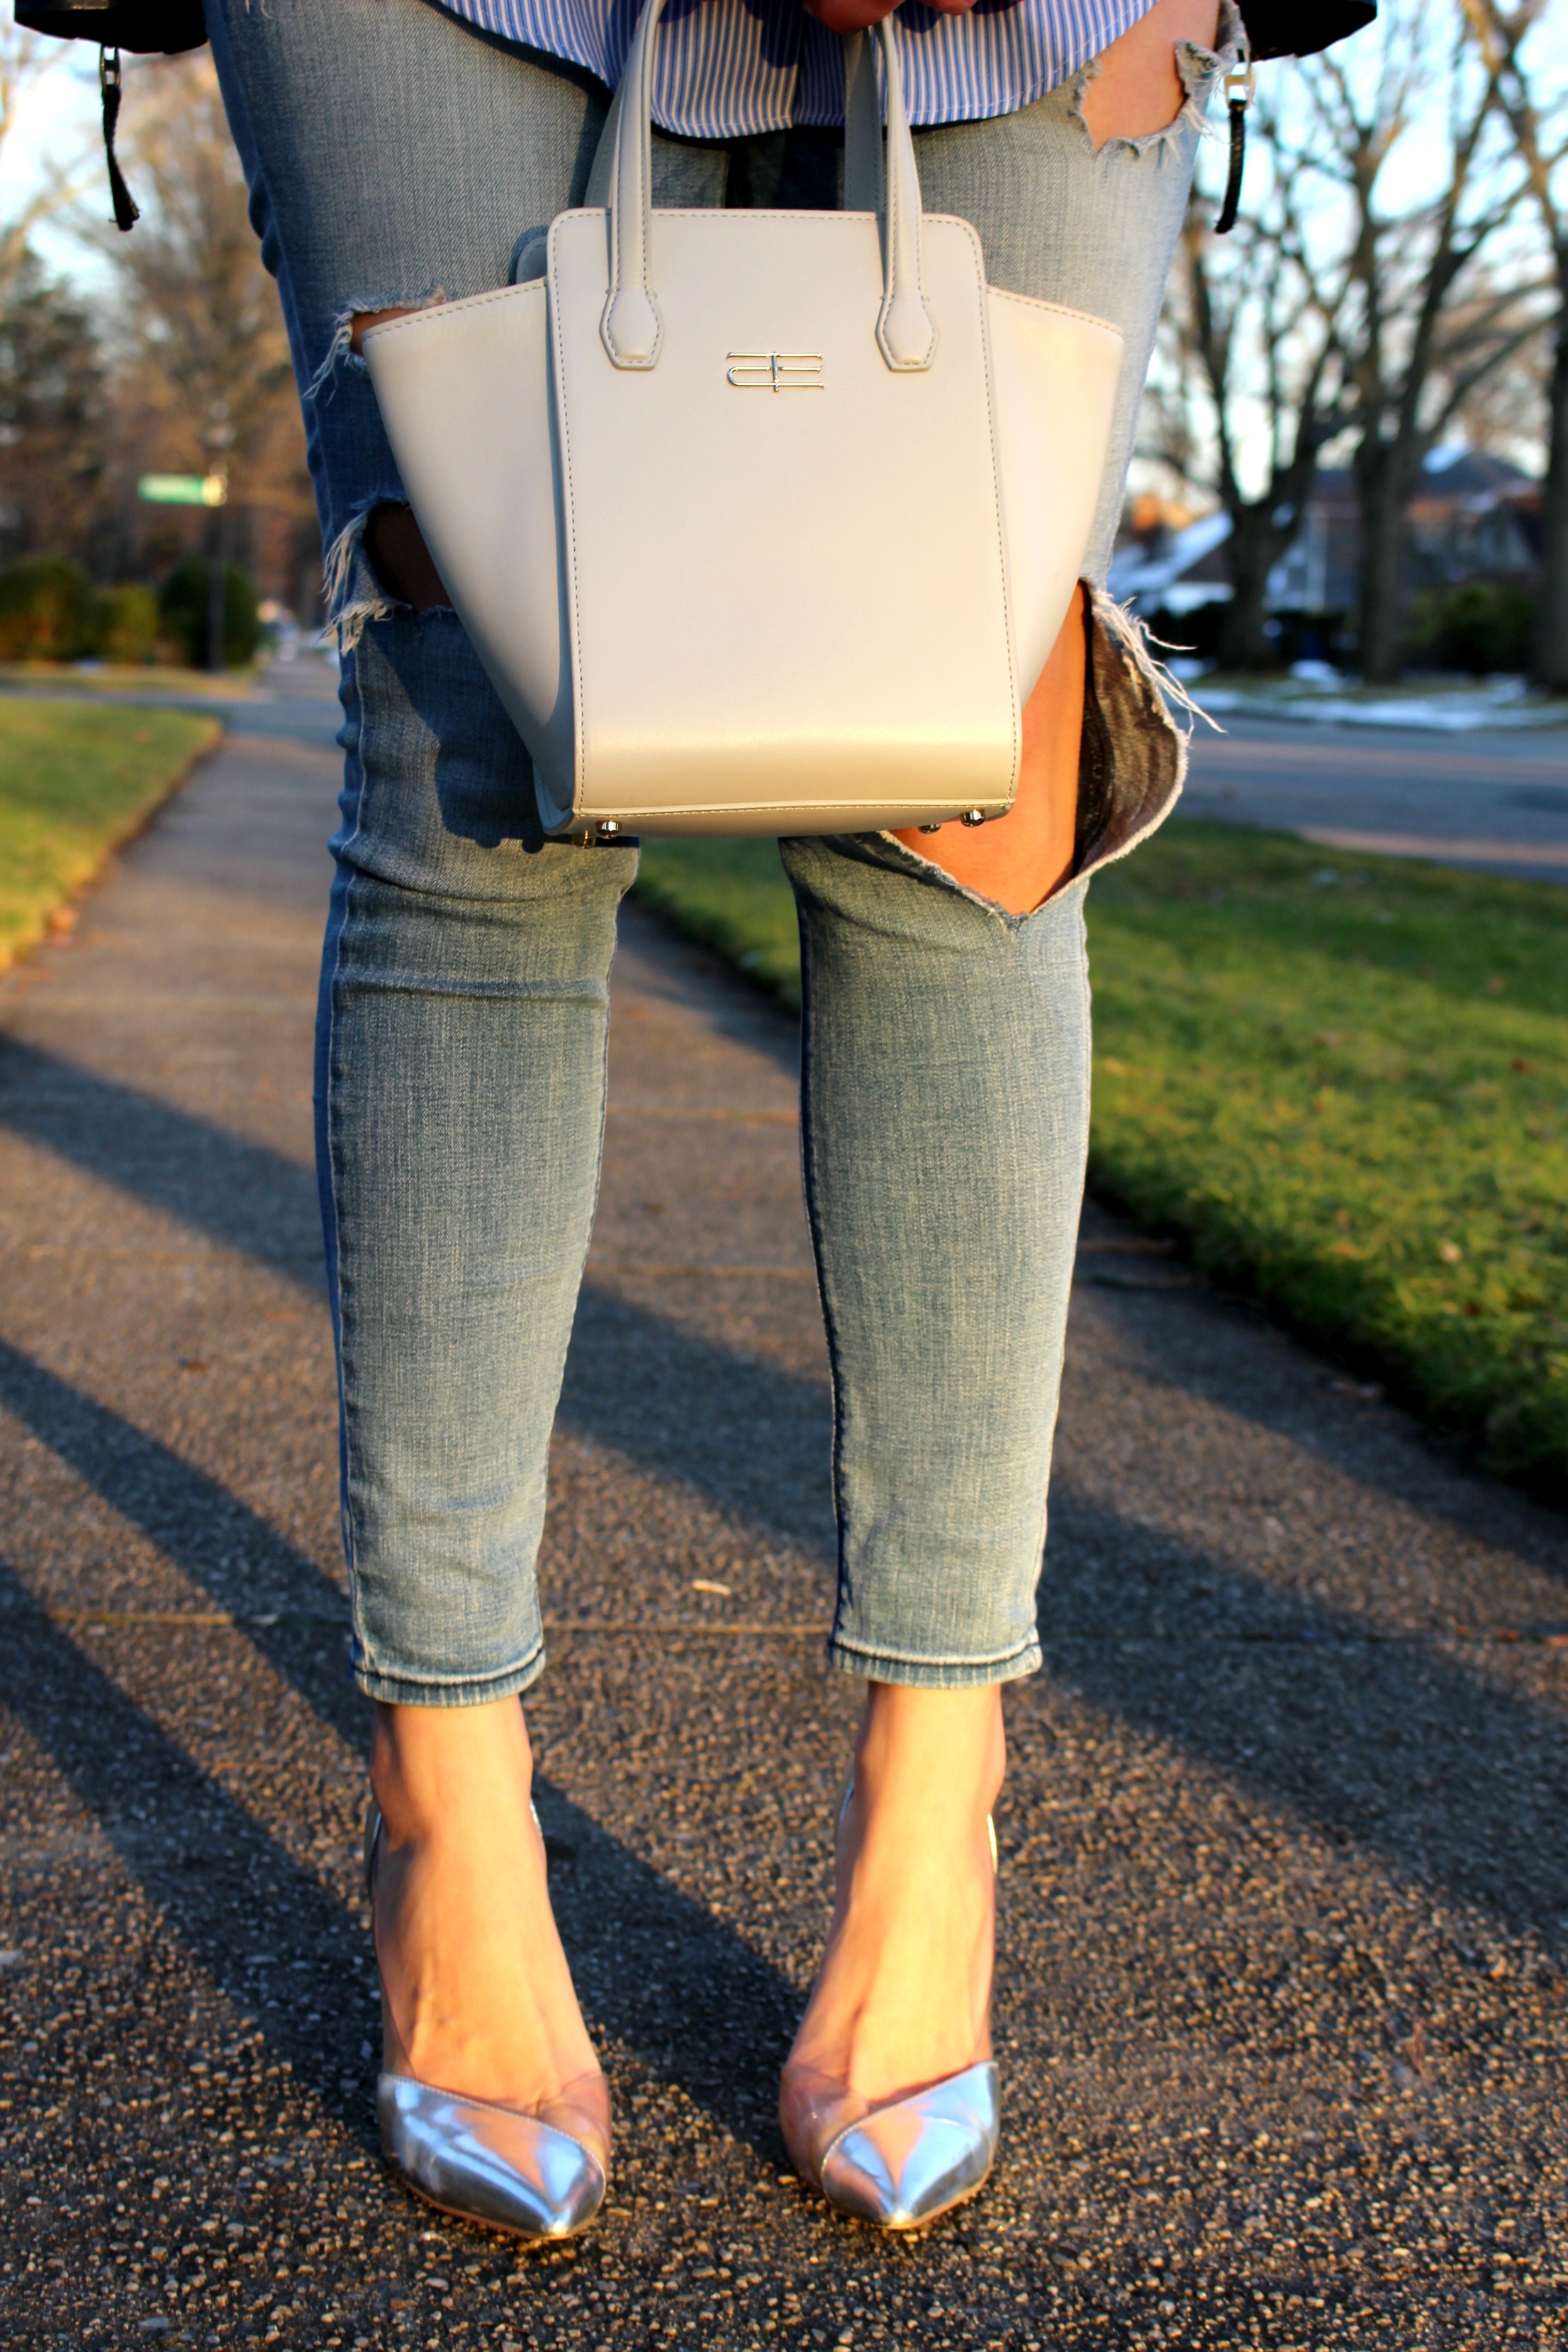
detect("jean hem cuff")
[825,1637,1041,1689]
[352,1640,547,1708]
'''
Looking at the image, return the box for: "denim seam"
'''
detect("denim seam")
[795,924,853,1653]
[353,1633,549,1707]
[1019,907,1092,1594]
[326,870,365,1685]
[827,1630,1043,1672]
[326,658,371,1690]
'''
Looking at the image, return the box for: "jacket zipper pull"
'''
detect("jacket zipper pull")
[1214,61,1255,236]
[100,47,140,234]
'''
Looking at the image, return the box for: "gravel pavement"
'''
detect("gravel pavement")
[2,675,1567,2350]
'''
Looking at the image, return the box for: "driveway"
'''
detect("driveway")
[1185,715,1568,881]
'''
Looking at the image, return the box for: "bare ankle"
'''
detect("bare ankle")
[370,1694,534,1844]
[853,1681,1007,1820]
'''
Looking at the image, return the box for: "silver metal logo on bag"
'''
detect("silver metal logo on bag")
[726,352,824,391]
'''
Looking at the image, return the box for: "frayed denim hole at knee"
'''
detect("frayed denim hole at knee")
[861,573,1206,918]
[323,507,402,655]
[324,504,461,656]
[304,286,449,408]
[1067,0,1248,162]
[1073,586,1227,882]
[824,827,1095,939]
[856,824,1043,931]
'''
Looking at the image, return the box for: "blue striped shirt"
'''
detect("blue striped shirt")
[440,0,1155,138]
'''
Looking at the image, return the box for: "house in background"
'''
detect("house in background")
[1109,449,1542,654]
[1107,497,1237,622]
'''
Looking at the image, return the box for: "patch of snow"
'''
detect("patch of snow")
[1423,444,1469,474]
[1190,688,1568,731]
[1107,509,1233,603]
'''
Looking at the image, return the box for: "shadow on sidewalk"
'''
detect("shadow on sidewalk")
[0,1549,800,2168]
[561,1286,834,1564]
[4,1314,1568,2020]
[4,1032,1567,1999]
[0,1326,805,2161]
[9,1032,1564,1596]
[1075,1276,1568,1592]
[0,1039,323,1292]
[1040,1489,1568,1949]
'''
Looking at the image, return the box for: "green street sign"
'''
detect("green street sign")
[138,472,227,508]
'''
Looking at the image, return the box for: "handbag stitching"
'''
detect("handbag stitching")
[362,237,1121,353]
[986,285,1126,338]
[548,238,590,824]
[362,284,539,340]
[952,214,1021,795]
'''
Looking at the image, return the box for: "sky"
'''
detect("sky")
[1,34,132,290]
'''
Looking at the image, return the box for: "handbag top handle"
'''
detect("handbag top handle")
[596,0,937,374]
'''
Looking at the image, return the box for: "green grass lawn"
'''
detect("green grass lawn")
[635,836,806,1008]
[634,823,1568,1496]
[0,700,221,973]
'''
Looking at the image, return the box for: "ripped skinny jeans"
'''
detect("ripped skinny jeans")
[206,0,1236,1704]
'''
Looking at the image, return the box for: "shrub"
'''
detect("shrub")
[100,583,159,666]
[1266,608,1354,669]
[1406,580,1535,675]
[0,557,103,662]
[157,558,260,669]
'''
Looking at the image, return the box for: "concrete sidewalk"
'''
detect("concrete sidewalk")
[1,697,1566,2350]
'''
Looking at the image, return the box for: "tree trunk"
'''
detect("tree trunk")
[1534,294,1568,692]
[1355,452,1408,684]
[1216,507,1284,670]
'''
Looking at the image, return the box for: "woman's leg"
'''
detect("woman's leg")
[206,0,633,2125]
[783,0,1238,2132]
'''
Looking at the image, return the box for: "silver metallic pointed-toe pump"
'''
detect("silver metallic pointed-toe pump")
[363,1801,607,2241]
[780,1795,1002,2230]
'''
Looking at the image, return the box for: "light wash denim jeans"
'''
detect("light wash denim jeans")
[208,0,1238,1706]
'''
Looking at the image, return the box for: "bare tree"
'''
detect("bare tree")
[0,13,111,561]
[1461,0,1568,688]
[0,7,78,304]
[1442,269,1552,460]
[1304,1,1542,680]
[0,259,105,559]
[88,52,310,585]
[1155,125,1354,668]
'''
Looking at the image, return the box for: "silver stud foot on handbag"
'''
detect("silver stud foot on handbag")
[363,1,1124,840]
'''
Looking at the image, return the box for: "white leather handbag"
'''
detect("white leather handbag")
[362,1,1124,839]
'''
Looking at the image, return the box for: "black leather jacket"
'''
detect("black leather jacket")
[16,0,1376,62]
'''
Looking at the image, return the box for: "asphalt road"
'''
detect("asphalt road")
[1,672,1567,2349]
[1185,715,1568,882]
